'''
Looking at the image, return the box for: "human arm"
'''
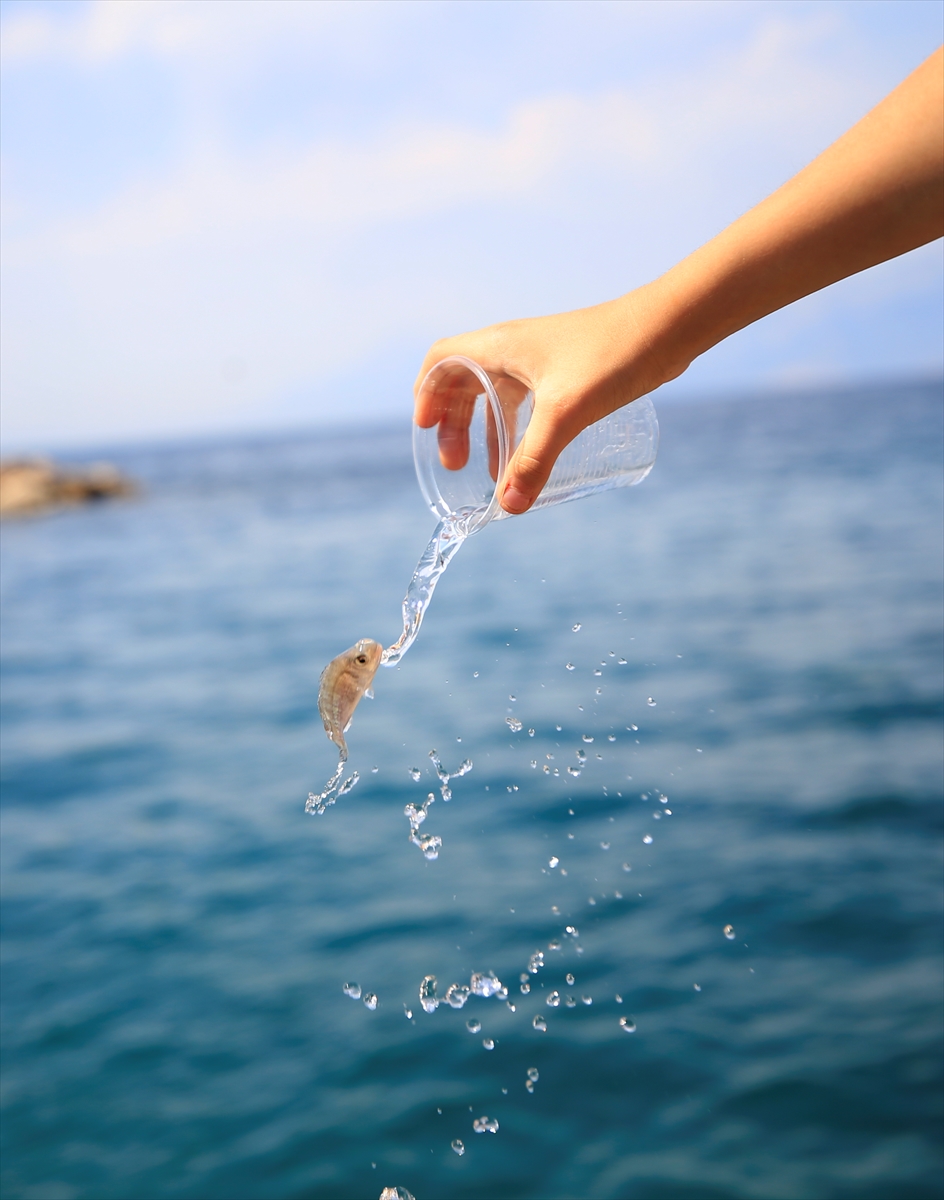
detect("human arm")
[414,46,944,514]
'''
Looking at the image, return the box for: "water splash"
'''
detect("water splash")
[419,975,439,1013]
[379,1189,415,1200]
[306,758,360,815]
[382,513,475,667]
[444,983,470,1009]
[428,749,473,801]
[404,793,443,859]
[470,972,503,998]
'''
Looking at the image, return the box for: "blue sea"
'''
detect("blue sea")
[2,380,942,1200]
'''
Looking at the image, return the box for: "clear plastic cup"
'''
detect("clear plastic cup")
[413,355,658,534]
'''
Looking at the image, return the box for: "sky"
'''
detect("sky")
[1,0,942,452]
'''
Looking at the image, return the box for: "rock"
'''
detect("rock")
[0,458,136,518]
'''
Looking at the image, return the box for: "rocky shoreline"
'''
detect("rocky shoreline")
[0,459,136,518]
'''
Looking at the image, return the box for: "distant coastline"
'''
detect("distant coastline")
[0,459,136,519]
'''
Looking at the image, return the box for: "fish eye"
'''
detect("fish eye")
[357,655,367,664]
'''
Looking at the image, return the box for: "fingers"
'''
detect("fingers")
[500,400,576,515]
[436,394,475,471]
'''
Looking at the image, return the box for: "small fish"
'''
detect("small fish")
[318,638,383,761]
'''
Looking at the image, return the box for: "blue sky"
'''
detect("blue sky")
[1,0,941,450]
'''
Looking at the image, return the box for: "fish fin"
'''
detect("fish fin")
[365,688,374,700]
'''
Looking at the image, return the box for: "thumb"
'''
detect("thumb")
[500,401,575,515]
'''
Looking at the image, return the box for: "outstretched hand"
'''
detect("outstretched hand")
[414,47,943,514]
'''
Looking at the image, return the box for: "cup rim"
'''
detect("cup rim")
[413,355,509,535]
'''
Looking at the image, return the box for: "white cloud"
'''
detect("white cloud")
[0,2,939,449]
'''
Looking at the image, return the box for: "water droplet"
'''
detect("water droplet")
[342,982,361,999]
[549,856,559,868]
[647,697,656,707]
[547,939,561,951]
[724,925,736,940]
[595,687,603,695]
[567,766,581,777]
[664,809,672,815]
[565,973,575,985]
[532,1015,547,1032]
[659,794,669,804]
[618,657,628,664]
[528,728,535,737]
[505,716,523,732]
[588,897,596,906]
[528,951,545,974]
[363,992,378,1010]
[419,975,439,1013]
[444,983,470,1009]
[593,669,602,677]
[473,1115,499,1133]
[608,734,616,742]
[614,890,623,899]
[482,1038,495,1050]
[473,671,479,678]
[572,623,582,632]
[547,991,561,1008]
[564,926,579,938]
[581,995,593,1006]
[379,1188,416,1200]
[653,812,661,820]
[600,841,610,850]
[509,694,516,702]
[615,994,623,1004]
[470,972,503,998]
[642,835,653,844]
[451,1139,465,1156]
[371,766,379,773]
[565,662,575,671]
[409,767,422,781]
[419,834,442,860]
[565,995,577,1007]
[622,862,632,872]
[619,1016,637,1033]
[506,1000,516,1012]
[403,1005,413,1019]
[553,768,560,777]
[694,984,702,991]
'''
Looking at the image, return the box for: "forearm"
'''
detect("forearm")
[640,46,944,386]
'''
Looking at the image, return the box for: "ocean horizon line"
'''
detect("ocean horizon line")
[2,369,941,464]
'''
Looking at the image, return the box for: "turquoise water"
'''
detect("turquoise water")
[1,381,942,1200]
